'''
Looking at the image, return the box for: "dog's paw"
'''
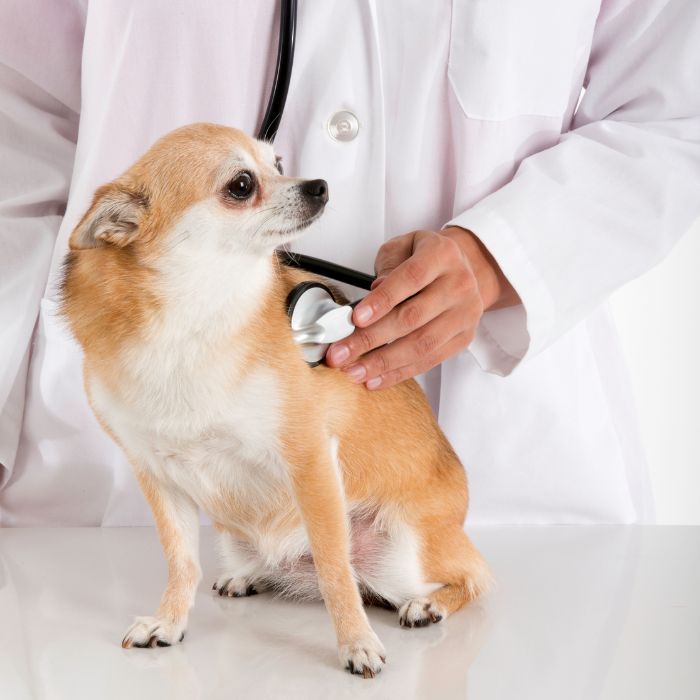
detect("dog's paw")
[212,575,259,598]
[398,598,446,628]
[339,634,386,679]
[121,616,186,649]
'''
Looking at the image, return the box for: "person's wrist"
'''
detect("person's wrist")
[440,226,516,310]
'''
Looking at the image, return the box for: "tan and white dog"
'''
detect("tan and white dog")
[60,123,490,678]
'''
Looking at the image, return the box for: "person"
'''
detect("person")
[1,0,698,526]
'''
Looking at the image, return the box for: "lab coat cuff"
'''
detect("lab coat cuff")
[444,205,556,376]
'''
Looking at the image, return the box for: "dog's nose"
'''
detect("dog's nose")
[302,179,329,204]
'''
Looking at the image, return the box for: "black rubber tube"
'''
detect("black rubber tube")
[278,250,376,290]
[257,0,297,143]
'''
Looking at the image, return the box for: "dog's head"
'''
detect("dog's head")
[69,123,328,257]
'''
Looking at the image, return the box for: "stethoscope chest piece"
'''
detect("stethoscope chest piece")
[286,282,356,366]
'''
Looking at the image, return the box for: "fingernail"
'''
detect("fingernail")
[344,364,366,382]
[329,344,349,364]
[355,306,373,324]
[366,377,382,390]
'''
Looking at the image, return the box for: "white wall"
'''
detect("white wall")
[610,220,700,525]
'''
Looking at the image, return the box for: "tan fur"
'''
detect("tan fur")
[60,123,489,673]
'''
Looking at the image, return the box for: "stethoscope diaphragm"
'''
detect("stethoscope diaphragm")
[286,281,356,366]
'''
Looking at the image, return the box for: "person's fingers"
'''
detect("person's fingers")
[326,277,454,367]
[364,329,473,391]
[351,233,462,328]
[340,309,475,386]
[373,233,416,279]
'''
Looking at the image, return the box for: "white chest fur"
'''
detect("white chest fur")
[90,364,290,514]
[87,203,297,540]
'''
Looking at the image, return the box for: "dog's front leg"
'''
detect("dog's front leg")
[288,439,386,678]
[122,469,201,648]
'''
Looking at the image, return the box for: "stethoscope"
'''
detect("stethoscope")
[258,0,375,365]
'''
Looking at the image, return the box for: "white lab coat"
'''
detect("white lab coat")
[1,0,698,525]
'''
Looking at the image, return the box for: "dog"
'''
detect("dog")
[59,123,490,678]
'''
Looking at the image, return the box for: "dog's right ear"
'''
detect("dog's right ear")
[70,184,149,250]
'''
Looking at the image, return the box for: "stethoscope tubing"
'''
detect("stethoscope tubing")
[277,250,376,291]
[257,0,297,143]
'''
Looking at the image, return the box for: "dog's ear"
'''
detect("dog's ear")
[70,184,149,250]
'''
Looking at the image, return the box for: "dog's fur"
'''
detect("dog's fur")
[60,123,490,677]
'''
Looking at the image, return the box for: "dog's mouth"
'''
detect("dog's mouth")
[269,204,326,239]
[294,205,326,231]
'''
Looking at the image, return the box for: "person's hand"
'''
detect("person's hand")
[325,227,519,389]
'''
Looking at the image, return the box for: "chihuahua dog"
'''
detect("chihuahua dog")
[60,123,490,678]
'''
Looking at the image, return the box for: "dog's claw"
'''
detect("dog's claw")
[213,577,258,598]
[340,637,386,678]
[233,584,257,597]
[122,617,185,649]
[346,660,378,679]
[398,597,447,629]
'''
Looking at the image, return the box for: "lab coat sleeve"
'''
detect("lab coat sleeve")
[447,0,700,376]
[0,1,83,487]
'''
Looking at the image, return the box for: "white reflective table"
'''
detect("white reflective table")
[0,526,698,700]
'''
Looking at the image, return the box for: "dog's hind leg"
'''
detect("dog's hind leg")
[398,525,491,629]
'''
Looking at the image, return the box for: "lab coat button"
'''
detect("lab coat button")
[327,111,359,142]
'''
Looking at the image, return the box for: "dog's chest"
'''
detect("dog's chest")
[90,363,292,521]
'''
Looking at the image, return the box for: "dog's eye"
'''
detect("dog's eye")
[227,171,255,200]
[275,157,284,175]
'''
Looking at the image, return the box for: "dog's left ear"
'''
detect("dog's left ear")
[70,184,149,250]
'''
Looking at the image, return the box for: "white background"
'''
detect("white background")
[610,219,700,525]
